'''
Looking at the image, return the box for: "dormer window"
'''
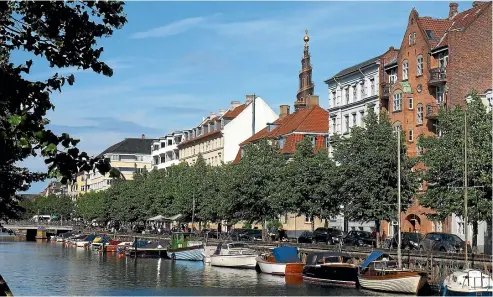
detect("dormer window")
[278,137,285,149]
[267,123,280,132]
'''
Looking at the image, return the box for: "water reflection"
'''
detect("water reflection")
[1,242,381,296]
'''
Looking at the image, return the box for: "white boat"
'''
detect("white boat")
[358,251,427,294]
[441,269,493,296]
[202,245,217,264]
[56,237,64,242]
[256,246,304,276]
[210,242,258,269]
[167,232,204,261]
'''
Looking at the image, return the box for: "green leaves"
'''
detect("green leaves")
[8,115,22,127]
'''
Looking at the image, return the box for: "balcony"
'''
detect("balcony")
[425,103,441,120]
[381,83,390,99]
[428,68,447,86]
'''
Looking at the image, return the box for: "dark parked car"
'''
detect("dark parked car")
[389,232,424,250]
[419,232,472,253]
[239,229,262,241]
[297,231,313,243]
[343,230,376,247]
[312,227,344,245]
[200,228,218,238]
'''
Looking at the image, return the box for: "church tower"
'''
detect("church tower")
[295,30,315,111]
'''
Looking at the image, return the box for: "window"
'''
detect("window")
[417,55,423,76]
[344,115,349,133]
[389,68,397,84]
[408,130,414,142]
[408,97,414,109]
[352,113,357,127]
[136,156,143,161]
[331,117,336,134]
[436,85,444,103]
[412,32,416,44]
[438,51,448,69]
[417,104,424,125]
[408,34,412,45]
[425,29,435,40]
[278,137,285,149]
[360,81,365,98]
[360,111,365,127]
[345,88,349,104]
[352,85,357,101]
[393,92,402,112]
[111,155,119,161]
[331,91,336,106]
[402,60,408,80]
[305,215,312,223]
[370,79,375,96]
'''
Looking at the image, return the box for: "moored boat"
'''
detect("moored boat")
[167,232,204,261]
[210,242,258,269]
[75,234,97,248]
[256,246,304,276]
[302,251,358,286]
[441,269,493,296]
[358,251,427,294]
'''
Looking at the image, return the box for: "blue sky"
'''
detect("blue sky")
[18,1,470,193]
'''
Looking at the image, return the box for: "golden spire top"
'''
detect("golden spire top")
[304,29,310,45]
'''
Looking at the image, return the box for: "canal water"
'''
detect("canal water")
[1,241,399,296]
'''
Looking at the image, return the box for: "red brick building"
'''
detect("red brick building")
[380,2,492,235]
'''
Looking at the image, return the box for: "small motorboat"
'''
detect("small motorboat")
[202,245,218,264]
[167,232,204,261]
[91,235,110,249]
[99,240,121,253]
[358,251,428,294]
[210,242,258,269]
[302,251,358,286]
[441,269,493,296]
[256,246,304,276]
[75,234,97,248]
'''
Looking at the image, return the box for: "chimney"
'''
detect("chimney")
[245,94,255,105]
[279,105,290,119]
[449,2,458,19]
[230,100,241,109]
[219,109,226,116]
[141,134,145,139]
[307,95,320,107]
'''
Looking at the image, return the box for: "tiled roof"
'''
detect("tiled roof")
[240,105,328,145]
[98,138,155,157]
[223,104,246,118]
[325,54,382,82]
[433,2,491,49]
[177,130,222,148]
[417,17,452,48]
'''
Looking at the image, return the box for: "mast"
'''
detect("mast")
[397,129,402,269]
[191,194,195,232]
[464,111,468,267]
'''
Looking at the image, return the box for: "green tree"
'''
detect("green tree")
[418,92,492,248]
[332,107,419,245]
[0,1,126,221]
[282,138,340,232]
[222,140,286,240]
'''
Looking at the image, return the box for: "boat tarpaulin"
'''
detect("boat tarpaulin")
[273,246,300,263]
[360,251,384,268]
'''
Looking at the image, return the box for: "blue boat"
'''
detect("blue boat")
[441,269,493,296]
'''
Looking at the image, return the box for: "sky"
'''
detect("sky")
[16,1,471,194]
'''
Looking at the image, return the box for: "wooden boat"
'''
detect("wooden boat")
[167,232,204,261]
[302,252,358,286]
[210,242,258,269]
[441,269,493,296]
[358,251,428,294]
[256,246,304,276]
[99,240,121,253]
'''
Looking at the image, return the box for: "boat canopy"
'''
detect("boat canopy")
[273,246,300,263]
[305,252,353,265]
[360,251,384,268]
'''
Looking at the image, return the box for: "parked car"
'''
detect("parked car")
[297,230,313,243]
[343,230,376,247]
[388,232,424,250]
[312,227,344,245]
[200,228,218,238]
[229,228,246,240]
[419,232,472,253]
[239,229,262,241]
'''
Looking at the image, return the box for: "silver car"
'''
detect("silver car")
[419,232,471,253]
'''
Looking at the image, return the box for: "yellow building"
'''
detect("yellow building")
[77,136,154,195]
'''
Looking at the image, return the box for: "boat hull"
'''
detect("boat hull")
[256,257,304,276]
[211,254,257,269]
[358,271,427,294]
[443,287,493,296]
[168,245,204,261]
[303,264,358,287]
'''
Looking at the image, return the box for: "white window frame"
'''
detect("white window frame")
[360,111,365,127]
[389,68,397,84]
[352,85,357,101]
[111,155,119,161]
[352,113,357,127]
[408,34,412,45]
[370,78,375,96]
[344,115,349,133]
[408,97,414,110]
[417,104,424,125]
[360,81,365,98]
[417,55,423,76]
[402,60,409,80]
[437,86,444,104]
[305,215,312,223]
[393,92,402,112]
[438,52,448,69]
[408,129,414,143]
[345,87,350,104]
[331,117,337,134]
[412,32,416,44]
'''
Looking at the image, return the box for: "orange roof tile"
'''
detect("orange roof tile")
[177,130,221,148]
[223,104,246,119]
[417,17,452,48]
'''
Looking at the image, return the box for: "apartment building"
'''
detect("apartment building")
[151,131,183,170]
[178,96,278,166]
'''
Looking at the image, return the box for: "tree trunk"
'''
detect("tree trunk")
[375,220,381,248]
[311,217,315,232]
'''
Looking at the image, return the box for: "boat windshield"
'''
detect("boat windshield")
[228,243,249,249]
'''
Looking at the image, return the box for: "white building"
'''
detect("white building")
[151,131,183,170]
[178,95,278,165]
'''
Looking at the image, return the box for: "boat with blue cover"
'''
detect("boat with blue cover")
[256,246,304,276]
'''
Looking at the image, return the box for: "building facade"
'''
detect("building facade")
[379,2,492,246]
[77,136,154,195]
[178,96,278,166]
[151,131,183,170]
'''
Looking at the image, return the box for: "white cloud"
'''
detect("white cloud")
[130,13,221,39]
